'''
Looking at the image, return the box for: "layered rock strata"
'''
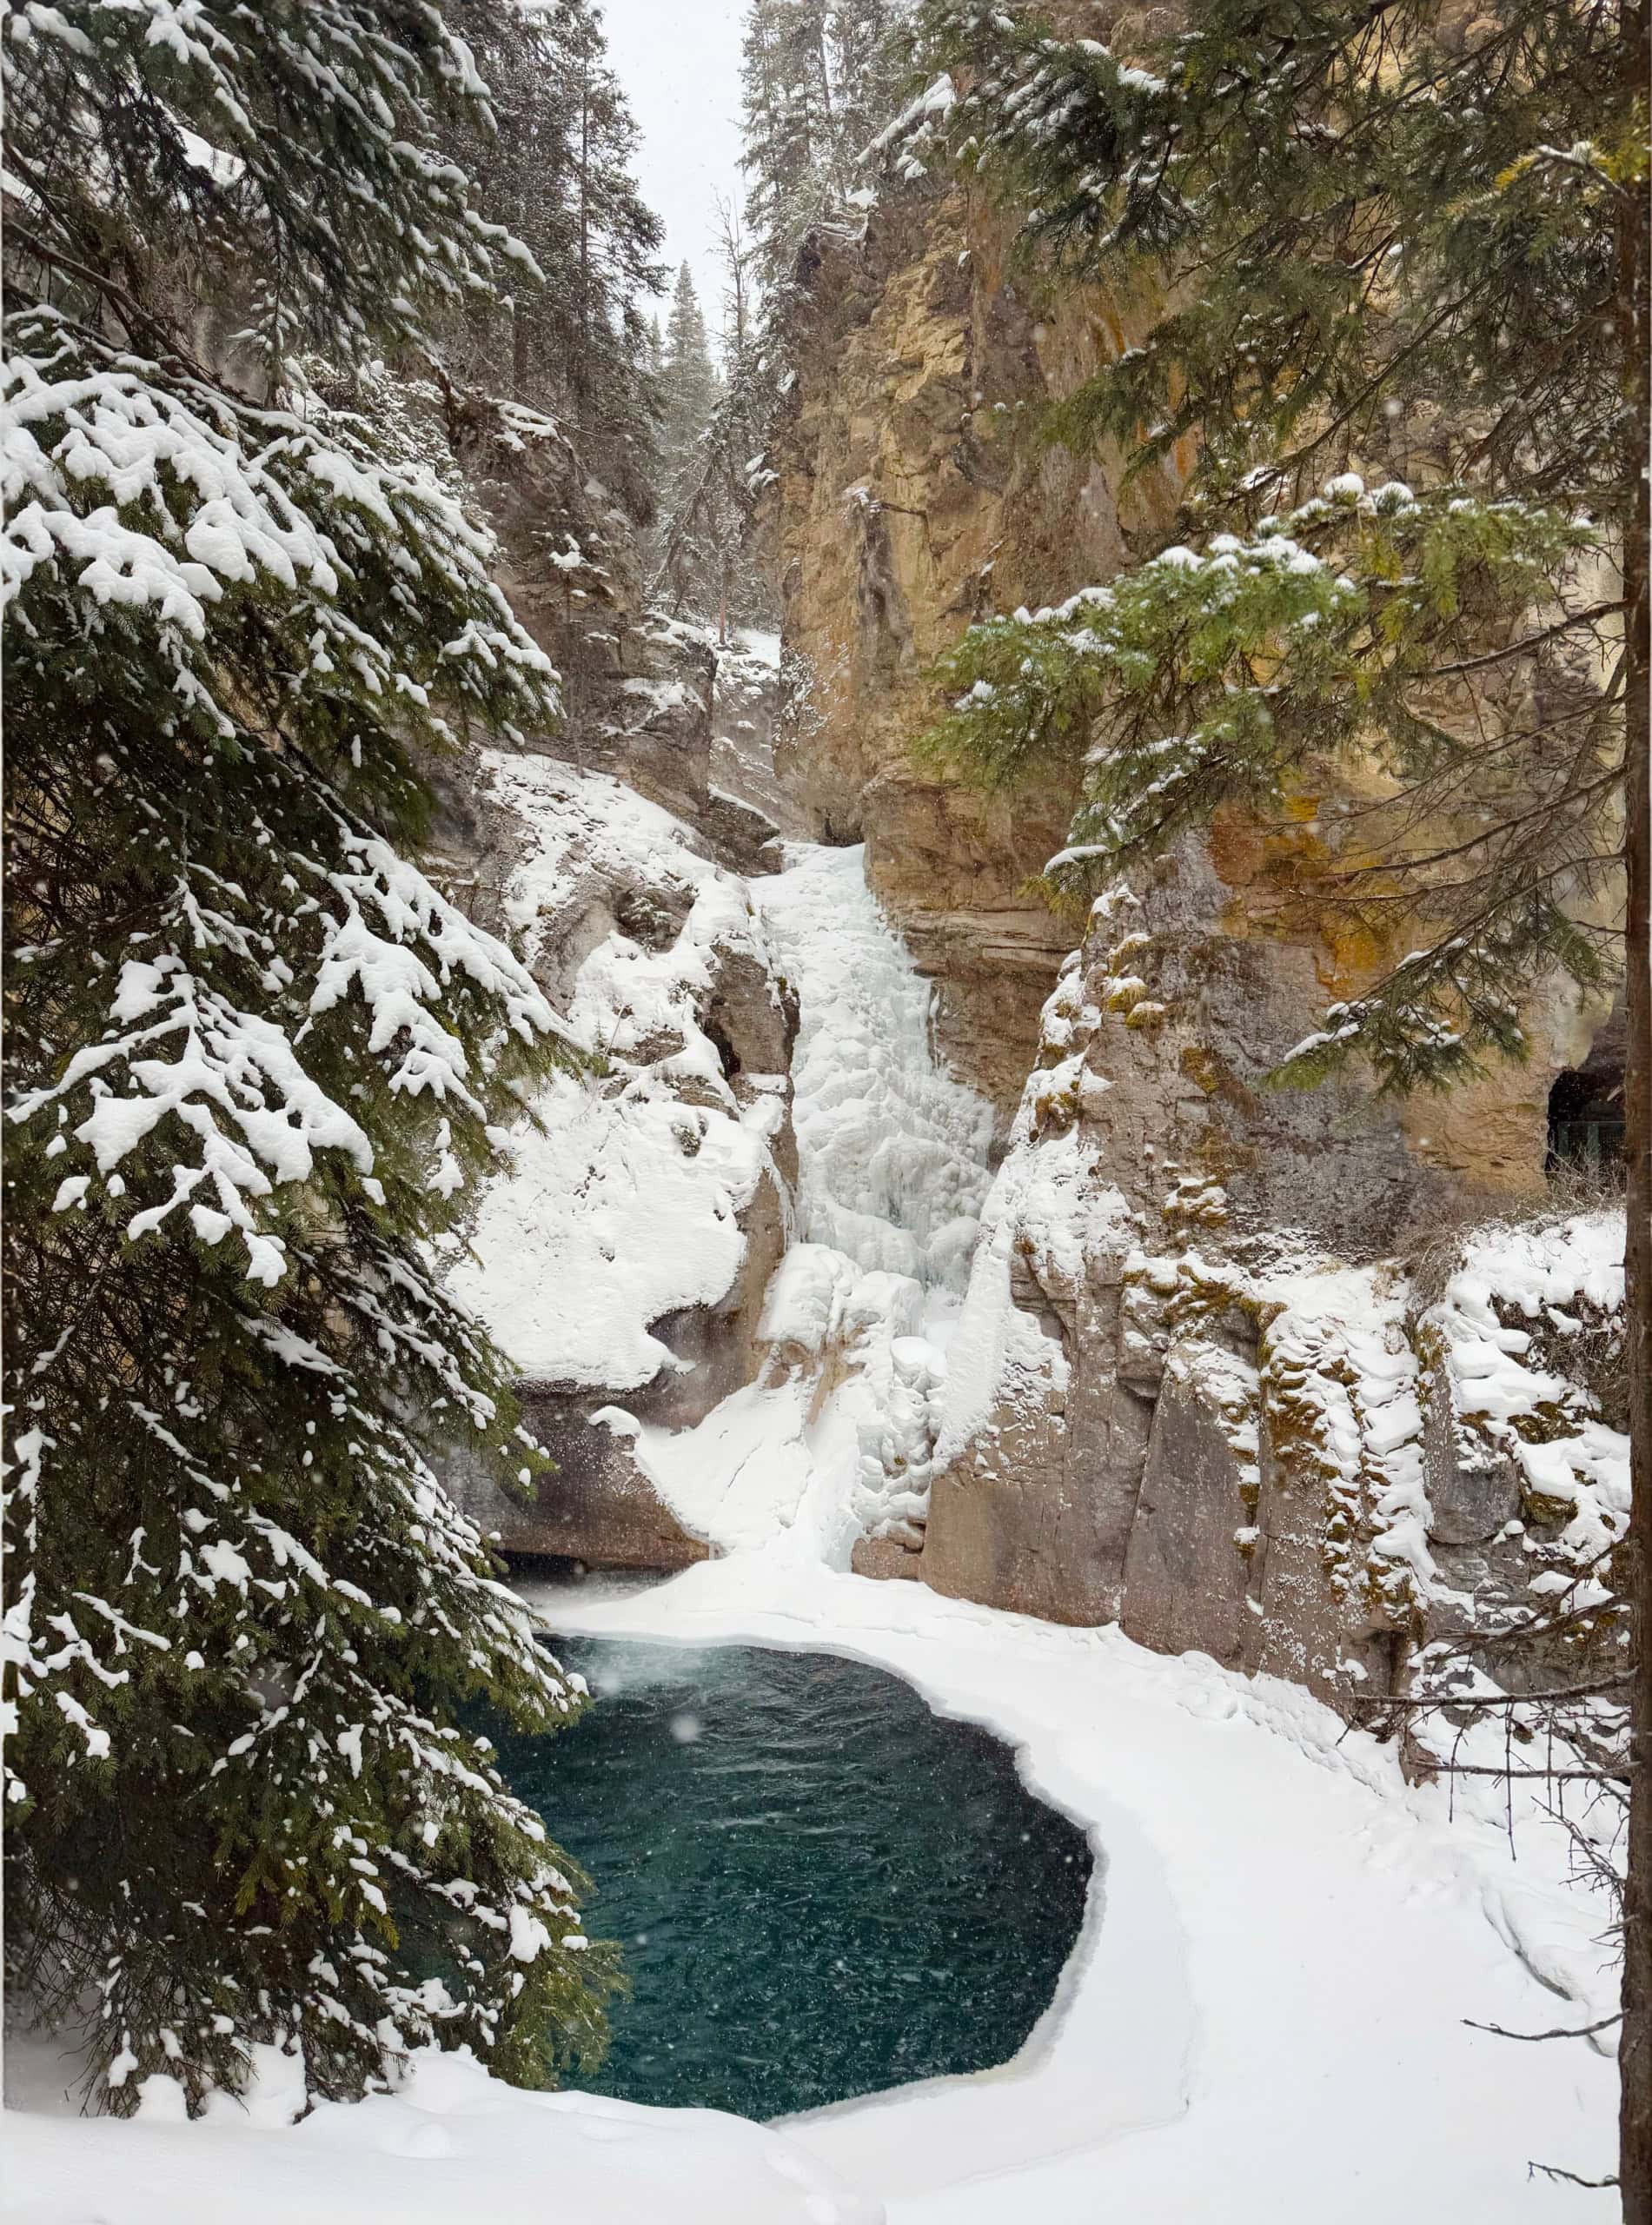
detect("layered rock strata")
[919,899,1626,1707]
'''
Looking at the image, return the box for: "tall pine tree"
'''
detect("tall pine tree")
[740,0,909,295]
[660,264,722,495]
[909,3,1649,2202]
[651,262,748,627]
[3,0,619,2114]
[431,0,665,521]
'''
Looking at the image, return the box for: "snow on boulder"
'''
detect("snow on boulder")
[447,754,791,1391]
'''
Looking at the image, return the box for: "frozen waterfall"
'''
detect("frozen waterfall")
[637,845,998,1568]
[757,845,994,1293]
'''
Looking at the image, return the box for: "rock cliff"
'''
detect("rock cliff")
[763,184,1189,1116]
[417,398,805,1567]
[427,186,1626,1727]
[759,169,1627,1705]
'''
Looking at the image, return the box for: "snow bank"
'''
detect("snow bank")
[10,1559,1620,2225]
[6,2041,880,2225]
[540,1558,1622,2222]
[447,755,785,1388]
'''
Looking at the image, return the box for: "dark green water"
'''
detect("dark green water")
[488,1637,1092,2122]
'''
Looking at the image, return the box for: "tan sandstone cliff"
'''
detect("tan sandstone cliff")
[765,159,1625,1703]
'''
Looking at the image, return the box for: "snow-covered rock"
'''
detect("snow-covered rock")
[922,907,1629,1716]
[625,844,998,1570]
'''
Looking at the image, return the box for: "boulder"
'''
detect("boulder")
[444,1408,708,1572]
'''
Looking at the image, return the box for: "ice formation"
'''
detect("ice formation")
[634,843,997,1564]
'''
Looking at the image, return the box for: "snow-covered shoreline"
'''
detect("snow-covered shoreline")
[539,1554,1621,2222]
[8,1554,1621,2222]
[11,747,1623,2225]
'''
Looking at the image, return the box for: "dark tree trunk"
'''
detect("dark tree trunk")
[579,59,592,442]
[512,302,530,404]
[1618,14,1651,2220]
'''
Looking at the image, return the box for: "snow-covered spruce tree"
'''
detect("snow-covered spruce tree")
[660,264,722,505]
[3,2,618,2115]
[911,2,1647,2200]
[926,482,1617,1087]
[643,209,779,638]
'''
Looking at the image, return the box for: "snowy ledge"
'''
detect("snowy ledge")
[540,1558,1621,2222]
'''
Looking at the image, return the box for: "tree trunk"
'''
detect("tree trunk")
[512,301,530,404]
[1618,14,1650,2219]
[578,57,593,441]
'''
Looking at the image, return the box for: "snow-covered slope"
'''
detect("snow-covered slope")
[446,754,788,1391]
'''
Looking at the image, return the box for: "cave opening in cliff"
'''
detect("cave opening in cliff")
[1546,1059,1625,1179]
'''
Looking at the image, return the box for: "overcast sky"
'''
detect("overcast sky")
[600,0,747,350]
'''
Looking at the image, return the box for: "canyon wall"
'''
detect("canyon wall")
[425,400,808,1572]
[761,172,1626,1703]
[428,178,1624,1721]
[761,184,1189,1114]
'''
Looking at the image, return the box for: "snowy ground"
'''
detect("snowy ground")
[5,2039,879,2225]
[540,1555,1622,2222]
[10,1555,1621,2222]
[8,799,1622,2222]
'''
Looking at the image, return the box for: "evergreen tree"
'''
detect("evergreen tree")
[3,0,619,2114]
[432,0,665,521]
[651,262,753,631]
[910,3,1648,2202]
[660,263,722,484]
[740,0,910,296]
[741,0,832,295]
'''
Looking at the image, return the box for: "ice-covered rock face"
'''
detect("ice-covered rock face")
[758,845,994,1294]
[627,846,1000,1571]
[435,714,1624,1753]
[438,748,999,1575]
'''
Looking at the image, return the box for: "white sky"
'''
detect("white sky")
[599,0,748,351]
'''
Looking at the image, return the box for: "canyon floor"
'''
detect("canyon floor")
[8,761,1624,2222]
[10,1558,1621,2222]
